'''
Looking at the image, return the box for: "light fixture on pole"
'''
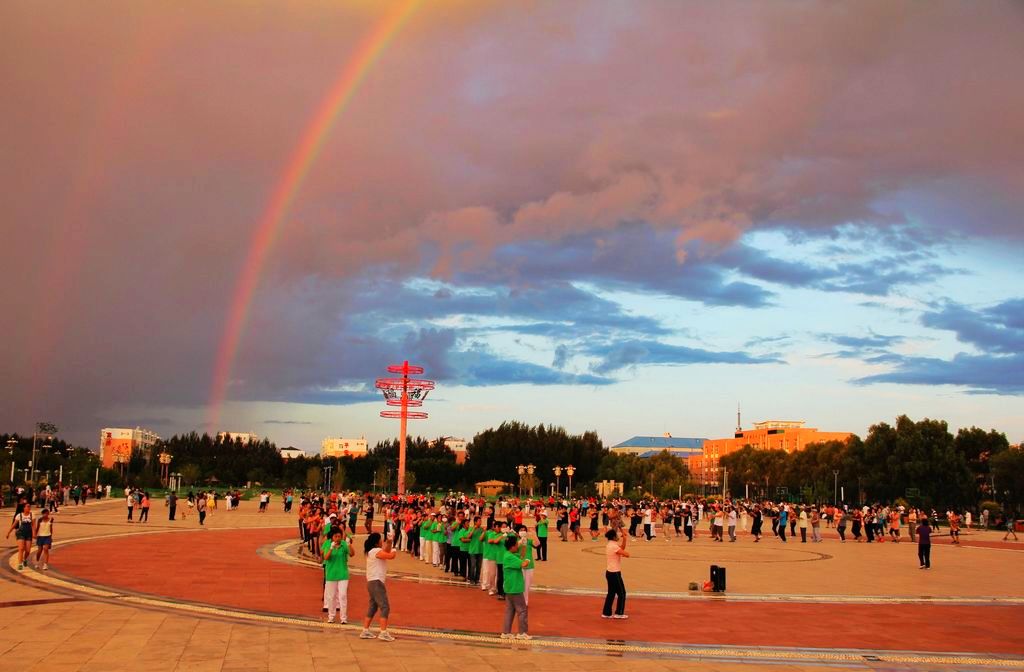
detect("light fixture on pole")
[832,469,839,505]
[158,452,173,486]
[31,433,53,484]
[553,466,562,496]
[527,464,535,497]
[565,465,575,496]
[516,464,526,497]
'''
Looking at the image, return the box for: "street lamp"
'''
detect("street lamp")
[158,452,173,486]
[114,451,128,479]
[526,463,535,497]
[565,465,575,497]
[553,466,562,496]
[31,433,53,484]
[832,469,839,505]
[516,464,537,498]
[5,437,16,453]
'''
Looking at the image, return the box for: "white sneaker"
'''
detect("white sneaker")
[327,617,334,624]
[612,614,629,619]
[359,629,376,639]
[515,633,532,640]
[377,630,395,642]
[500,633,513,640]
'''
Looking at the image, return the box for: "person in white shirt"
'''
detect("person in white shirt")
[727,507,738,542]
[361,533,397,641]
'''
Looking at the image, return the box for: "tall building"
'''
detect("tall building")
[99,427,160,468]
[611,434,706,459]
[217,431,260,445]
[321,436,368,458]
[690,420,853,489]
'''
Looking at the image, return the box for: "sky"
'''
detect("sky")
[1,1,1022,452]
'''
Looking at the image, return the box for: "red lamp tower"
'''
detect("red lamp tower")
[375,361,434,495]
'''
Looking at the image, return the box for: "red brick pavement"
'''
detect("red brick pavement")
[54,529,1023,655]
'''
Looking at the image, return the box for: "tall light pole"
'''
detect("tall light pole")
[833,469,839,505]
[31,433,53,484]
[566,465,575,497]
[553,466,562,497]
[527,464,535,497]
[158,452,172,487]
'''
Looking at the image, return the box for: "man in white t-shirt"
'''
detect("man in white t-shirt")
[361,533,397,641]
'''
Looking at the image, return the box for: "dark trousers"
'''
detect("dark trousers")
[837,526,846,541]
[199,510,206,525]
[443,543,454,572]
[127,507,133,521]
[140,507,149,522]
[800,528,807,542]
[169,504,176,520]
[866,524,875,542]
[468,553,481,581]
[497,562,505,596]
[918,544,931,568]
[537,537,548,561]
[779,525,786,542]
[603,571,626,616]
[457,549,467,577]
[684,525,693,541]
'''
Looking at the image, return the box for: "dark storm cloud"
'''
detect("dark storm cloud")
[2,1,1022,443]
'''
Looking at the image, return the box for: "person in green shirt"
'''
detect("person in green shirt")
[481,521,500,594]
[500,535,530,639]
[517,524,536,604]
[322,527,354,623]
[535,512,549,561]
[465,516,484,585]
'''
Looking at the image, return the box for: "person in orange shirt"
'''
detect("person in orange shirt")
[889,510,901,543]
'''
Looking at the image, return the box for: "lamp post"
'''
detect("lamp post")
[833,469,839,505]
[31,433,53,484]
[114,452,128,479]
[526,464,535,497]
[566,465,575,497]
[516,465,526,497]
[158,452,172,487]
[553,466,562,497]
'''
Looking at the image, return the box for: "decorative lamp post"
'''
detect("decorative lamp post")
[833,469,839,505]
[553,466,562,496]
[565,465,575,496]
[516,464,526,497]
[31,433,53,484]
[527,464,535,497]
[158,452,173,486]
[114,451,128,478]
[375,360,435,495]
[6,437,16,453]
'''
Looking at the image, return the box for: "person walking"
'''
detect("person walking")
[836,508,847,542]
[798,506,808,543]
[751,504,763,542]
[1004,514,1019,541]
[126,489,134,522]
[535,512,549,561]
[917,517,932,569]
[139,493,150,523]
[601,528,629,619]
[777,506,788,543]
[361,532,397,641]
[168,491,178,521]
[727,506,737,542]
[499,535,531,640]
[197,493,207,526]
[6,503,34,570]
[811,508,822,542]
[322,527,354,624]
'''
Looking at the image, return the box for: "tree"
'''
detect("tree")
[180,463,201,486]
[305,466,322,490]
[991,446,1024,514]
[955,427,1010,501]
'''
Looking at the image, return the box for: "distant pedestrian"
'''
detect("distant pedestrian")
[168,491,177,521]
[6,503,34,570]
[197,493,207,526]
[917,517,932,569]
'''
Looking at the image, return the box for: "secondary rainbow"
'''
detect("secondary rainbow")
[207,0,422,429]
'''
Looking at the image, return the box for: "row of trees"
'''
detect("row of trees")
[720,416,1020,510]
[4,416,1020,512]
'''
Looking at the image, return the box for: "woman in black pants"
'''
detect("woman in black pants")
[601,528,630,618]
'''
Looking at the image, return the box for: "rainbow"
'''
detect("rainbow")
[207,0,422,429]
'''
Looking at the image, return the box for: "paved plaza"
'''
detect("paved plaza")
[3,500,1023,671]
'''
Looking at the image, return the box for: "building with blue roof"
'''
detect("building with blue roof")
[611,434,706,459]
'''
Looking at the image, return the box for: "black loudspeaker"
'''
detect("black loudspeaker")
[710,564,726,592]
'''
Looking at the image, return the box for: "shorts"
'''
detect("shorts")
[36,535,52,547]
[15,531,30,542]
[366,580,390,618]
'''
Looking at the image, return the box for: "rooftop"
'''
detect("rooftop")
[612,436,706,450]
